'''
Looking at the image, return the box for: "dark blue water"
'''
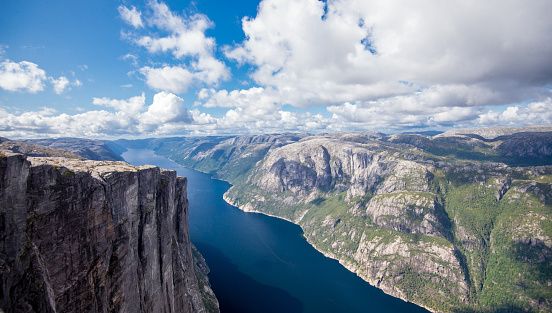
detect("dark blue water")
[122,149,429,313]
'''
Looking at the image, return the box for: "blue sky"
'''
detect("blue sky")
[0,0,258,114]
[0,0,551,138]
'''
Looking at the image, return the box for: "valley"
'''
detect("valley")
[119,128,552,313]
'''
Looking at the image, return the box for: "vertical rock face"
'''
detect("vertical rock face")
[0,152,218,313]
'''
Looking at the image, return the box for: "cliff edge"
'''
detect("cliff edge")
[0,151,218,313]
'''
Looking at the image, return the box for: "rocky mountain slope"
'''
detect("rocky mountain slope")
[152,129,552,313]
[0,137,124,161]
[115,134,303,183]
[389,130,552,166]
[23,138,124,161]
[0,151,218,313]
[437,126,552,139]
[0,137,82,159]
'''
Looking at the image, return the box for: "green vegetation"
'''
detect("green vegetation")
[226,168,552,312]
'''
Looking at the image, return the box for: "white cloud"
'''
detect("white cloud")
[0,88,332,137]
[157,0,548,133]
[93,93,145,114]
[4,0,552,137]
[118,5,143,28]
[140,65,194,93]
[478,98,552,126]
[199,87,280,116]
[0,92,196,138]
[121,53,138,66]
[0,59,81,95]
[194,82,512,133]
[0,60,47,93]
[431,107,479,124]
[51,76,70,94]
[50,76,82,94]
[328,84,498,125]
[9,92,549,137]
[192,56,230,84]
[227,0,551,105]
[124,1,229,93]
[193,86,332,134]
[140,91,191,127]
[136,10,213,58]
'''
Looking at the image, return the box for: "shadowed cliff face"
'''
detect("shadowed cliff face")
[0,152,218,313]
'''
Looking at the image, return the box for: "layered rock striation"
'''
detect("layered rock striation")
[0,152,218,313]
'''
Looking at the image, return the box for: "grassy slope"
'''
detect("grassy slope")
[225,170,552,313]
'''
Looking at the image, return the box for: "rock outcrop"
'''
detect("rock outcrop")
[0,137,82,159]
[0,152,218,313]
[23,138,124,161]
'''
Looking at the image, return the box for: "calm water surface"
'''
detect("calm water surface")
[122,149,429,313]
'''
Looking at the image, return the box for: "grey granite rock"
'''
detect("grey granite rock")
[0,152,218,313]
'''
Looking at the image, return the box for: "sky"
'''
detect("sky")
[0,0,551,138]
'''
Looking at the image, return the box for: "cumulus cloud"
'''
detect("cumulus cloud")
[123,1,229,93]
[140,65,193,93]
[4,0,551,138]
[0,89,332,138]
[136,6,213,58]
[325,85,499,128]
[224,0,552,108]
[50,76,82,94]
[51,76,70,94]
[199,87,280,117]
[0,92,195,138]
[327,95,552,131]
[0,60,47,93]
[118,5,143,28]
[140,91,191,126]
[156,0,548,133]
[0,59,81,94]
[92,93,145,114]
[194,82,520,133]
[478,98,552,126]
[193,86,332,134]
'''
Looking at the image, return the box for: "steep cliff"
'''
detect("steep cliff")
[0,151,218,313]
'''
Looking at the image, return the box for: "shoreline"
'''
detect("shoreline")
[222,190,438,313]
[142,151,439,313]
